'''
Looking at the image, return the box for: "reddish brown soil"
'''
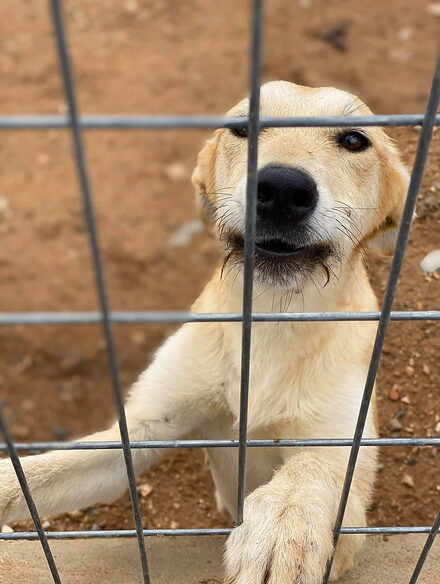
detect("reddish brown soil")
[0,1,439,536]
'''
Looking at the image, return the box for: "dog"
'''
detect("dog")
[0,81,409,583]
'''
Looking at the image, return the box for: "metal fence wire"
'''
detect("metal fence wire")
[0,1,439,583]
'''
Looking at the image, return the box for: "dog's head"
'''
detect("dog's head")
[192,81,409,289]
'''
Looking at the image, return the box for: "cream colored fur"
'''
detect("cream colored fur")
[0,82,409,584]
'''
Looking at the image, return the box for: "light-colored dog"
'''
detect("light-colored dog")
[0,82,409,583]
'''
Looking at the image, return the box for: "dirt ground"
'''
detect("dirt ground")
[0,0,439,537]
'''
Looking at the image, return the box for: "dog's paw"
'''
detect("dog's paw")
[224,486,335,584]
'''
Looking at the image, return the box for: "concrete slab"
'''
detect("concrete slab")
[0,534,438,583]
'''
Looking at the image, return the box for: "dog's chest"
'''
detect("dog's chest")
[222,322,329,430]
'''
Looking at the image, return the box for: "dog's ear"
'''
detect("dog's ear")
[191,130,221,224]
[366,142,410,256]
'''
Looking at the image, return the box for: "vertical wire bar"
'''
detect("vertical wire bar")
[236,0,264,525]
[323,53,440,583]
[0,404,62,584]
[48,2,150,582]
[408,510,440,584]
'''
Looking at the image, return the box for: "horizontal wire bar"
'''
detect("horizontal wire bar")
[1,437,439,452]
[0,114,439,130]
[1,526,439,541]
[0,310,438,326]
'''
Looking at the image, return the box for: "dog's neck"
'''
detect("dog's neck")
[216,256,374,315]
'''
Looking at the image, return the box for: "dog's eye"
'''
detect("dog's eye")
[230,125,248,138]
[338,130,371,152]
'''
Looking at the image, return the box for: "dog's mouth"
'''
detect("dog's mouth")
[255,238,311,257]
[229,234,332,261]
[224,233,334,287]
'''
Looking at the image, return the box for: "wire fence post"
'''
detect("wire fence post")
[47,0,150,582]
[0,403,62,584]
[408,510,440,584]
[236,0,264,526]
[322,52,440,583]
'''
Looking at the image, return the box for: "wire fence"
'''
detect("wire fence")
[0,1,439,583]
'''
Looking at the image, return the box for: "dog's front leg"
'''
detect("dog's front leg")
[224,450,367,584]
[0,322,225,524]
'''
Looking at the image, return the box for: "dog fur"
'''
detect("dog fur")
[0,82,409,583]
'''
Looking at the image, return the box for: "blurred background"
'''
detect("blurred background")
[0,0,439,535]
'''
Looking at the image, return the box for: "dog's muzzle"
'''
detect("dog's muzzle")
[252,165,321,258]
[223,165,334,286]
[257,165,318,226]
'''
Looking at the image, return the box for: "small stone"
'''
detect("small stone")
[389,418,403,431]
[1,525,13,533]
[91,523,100,531]
[427,2,440,17]
[416,301,423,311]
[435,422,440,433]
[422,364,431,375]
[389,384,400,401]
[170,520,180,529]
[14,426,30,439]
[66,248,79,261]
[22,399,34,412]
[405,366,415,377]
[420,249,440,273]
[402,474,415,488]
[68,510,82,519]
[406,457,417,466]
[124,0,139,13]
[436,485,440,492]
[0,196,13,233]
[320,20,349,52]
[397,27,413,41]
[165,219,203,248]
[401,396,411,405]
[59,354,86,374]
[389,48,410,62]
[42,520,51,529]
[52,425,69,441]
[138,483,153,498]
[36,153,49,165]
[15,355,33,374]
[130,331,147,346]
[165,163,187,181]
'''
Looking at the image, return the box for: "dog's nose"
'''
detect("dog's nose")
[257,166,318,223]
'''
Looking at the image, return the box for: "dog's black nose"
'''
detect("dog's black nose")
[257,166,318,223]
